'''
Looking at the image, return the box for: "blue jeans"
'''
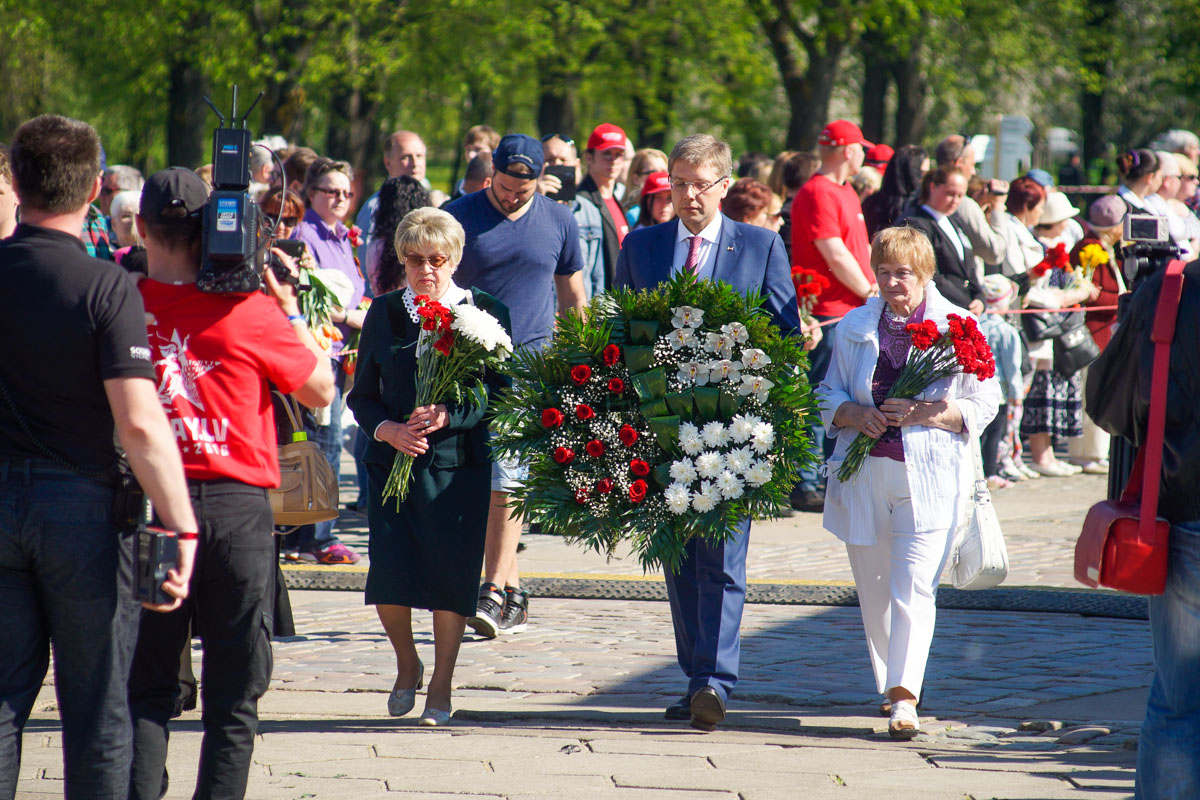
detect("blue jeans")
[1137,519,1200,799]
[797,317,838,491]
[0,461,138,800]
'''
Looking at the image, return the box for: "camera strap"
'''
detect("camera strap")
[0,367,118,478]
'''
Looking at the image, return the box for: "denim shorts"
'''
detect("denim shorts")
[491,455,528,494]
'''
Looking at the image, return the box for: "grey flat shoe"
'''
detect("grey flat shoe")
[387,658,424,717]
[418,703,453,726]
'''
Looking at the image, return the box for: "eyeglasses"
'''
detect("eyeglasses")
[669,175,729,195]
[540,133,575,146]
[279,216,299,227]
[404,253,451,269]
[313,187,353,199]
[636,169,660,177]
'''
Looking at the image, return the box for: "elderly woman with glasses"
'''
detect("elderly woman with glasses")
[347,207,511,727]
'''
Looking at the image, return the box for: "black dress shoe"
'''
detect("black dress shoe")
[664,694,692,720]
[689,687,726,732]
[790,487,825,512]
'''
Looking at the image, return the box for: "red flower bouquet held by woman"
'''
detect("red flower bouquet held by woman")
[836,314,995,482]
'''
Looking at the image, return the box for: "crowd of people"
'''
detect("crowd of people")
[1,109,1198,799]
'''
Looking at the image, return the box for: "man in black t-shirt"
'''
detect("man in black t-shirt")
[0,115,197,798]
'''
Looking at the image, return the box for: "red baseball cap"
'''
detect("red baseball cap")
[641,171,671,197]
[818,120,873,149]
[865,144,894,167]
[587,123,628,151]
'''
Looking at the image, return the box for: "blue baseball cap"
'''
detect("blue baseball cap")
[492,134,544,179]
[1025,168,1054,188]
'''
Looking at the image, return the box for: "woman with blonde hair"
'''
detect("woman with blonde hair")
[348,207,511,726]
[622,147,668,226]
[819,226,1001,739]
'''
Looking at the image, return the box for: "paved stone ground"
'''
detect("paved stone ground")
[18,465,1154,798]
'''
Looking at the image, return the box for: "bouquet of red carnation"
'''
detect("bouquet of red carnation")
[1030,242,1071,279]
[382,294,512,506]
[836,313,995,482]
[791,266,831,320]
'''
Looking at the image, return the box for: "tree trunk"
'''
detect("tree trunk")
[892,40,928,146]
[1079,0,1118,168]
[748,0,850,151]
[860,32,890,145]
[536,86,576,139]
[167,59,211,170]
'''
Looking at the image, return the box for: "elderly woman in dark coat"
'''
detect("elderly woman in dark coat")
[347,207,510,727]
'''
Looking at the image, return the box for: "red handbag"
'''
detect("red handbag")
[1074,258,1186,596]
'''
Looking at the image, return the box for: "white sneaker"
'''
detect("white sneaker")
[1017,462,1041,480]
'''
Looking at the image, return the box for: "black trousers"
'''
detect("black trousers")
[128,481,275,800]
[981,403,1009,478]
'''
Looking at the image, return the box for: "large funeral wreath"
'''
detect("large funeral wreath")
[490,272,816,571]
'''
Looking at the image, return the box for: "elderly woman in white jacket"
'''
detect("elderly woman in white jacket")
[818,227,1001,739]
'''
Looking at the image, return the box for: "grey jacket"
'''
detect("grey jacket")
[953,195,1008,275]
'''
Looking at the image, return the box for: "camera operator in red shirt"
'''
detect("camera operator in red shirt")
[127,168,334,799]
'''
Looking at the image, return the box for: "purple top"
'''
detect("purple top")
[292,208,365,356]
[870,299,926,462]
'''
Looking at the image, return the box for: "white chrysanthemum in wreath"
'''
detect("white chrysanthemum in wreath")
[744,460,773,486]
[669,458,698,484]
[679,422,704,456]
[725,446,754,474]
[692,480,721,512]
[751,421,775,454]
[729,414,756,443]
[716,470,744,500]
[701,421,728,448]
[664,483,692,514]
[695,451,723,479]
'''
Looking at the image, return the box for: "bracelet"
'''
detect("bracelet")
[287,314,305,325]
[177,531,199,541]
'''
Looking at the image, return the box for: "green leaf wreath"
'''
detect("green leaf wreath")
[489,271,816,572]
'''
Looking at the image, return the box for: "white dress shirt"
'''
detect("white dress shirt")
[671,215,723,279]
[921,204,965,261]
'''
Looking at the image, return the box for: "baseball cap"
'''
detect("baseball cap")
[492,134,544,179]
[1088,195,1127,229]
[1038,192,1081,226]
[641,171,671,198]
[140,167,208,224]
[864,144,894,167]
[817,120,873,149]
[1025,168,1055,188]
[586,123,628,152]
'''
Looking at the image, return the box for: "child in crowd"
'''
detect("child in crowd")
[979,275,1026,489]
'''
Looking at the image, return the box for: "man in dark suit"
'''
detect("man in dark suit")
[614,134,801,732]
[898,165,986,314]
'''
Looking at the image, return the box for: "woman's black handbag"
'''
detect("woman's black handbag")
[1021,307,1063,342]
[1052,312,1101,378]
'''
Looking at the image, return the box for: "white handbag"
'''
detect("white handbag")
[949,437,1009,590]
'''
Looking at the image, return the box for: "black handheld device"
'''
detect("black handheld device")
[134,524,179,606]
[543,164,577,202]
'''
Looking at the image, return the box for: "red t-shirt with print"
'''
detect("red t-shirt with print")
[790,174,874,317]
[139,281,318,487]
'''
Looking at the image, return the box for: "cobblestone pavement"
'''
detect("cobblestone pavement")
[18,468,1154,798]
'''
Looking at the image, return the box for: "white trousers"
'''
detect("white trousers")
[845,456,956,700]
[1069,367,1109,462]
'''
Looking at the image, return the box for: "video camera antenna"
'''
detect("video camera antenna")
[201,86,264,129]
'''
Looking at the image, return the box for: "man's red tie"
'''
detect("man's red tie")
[684,235,703,274]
